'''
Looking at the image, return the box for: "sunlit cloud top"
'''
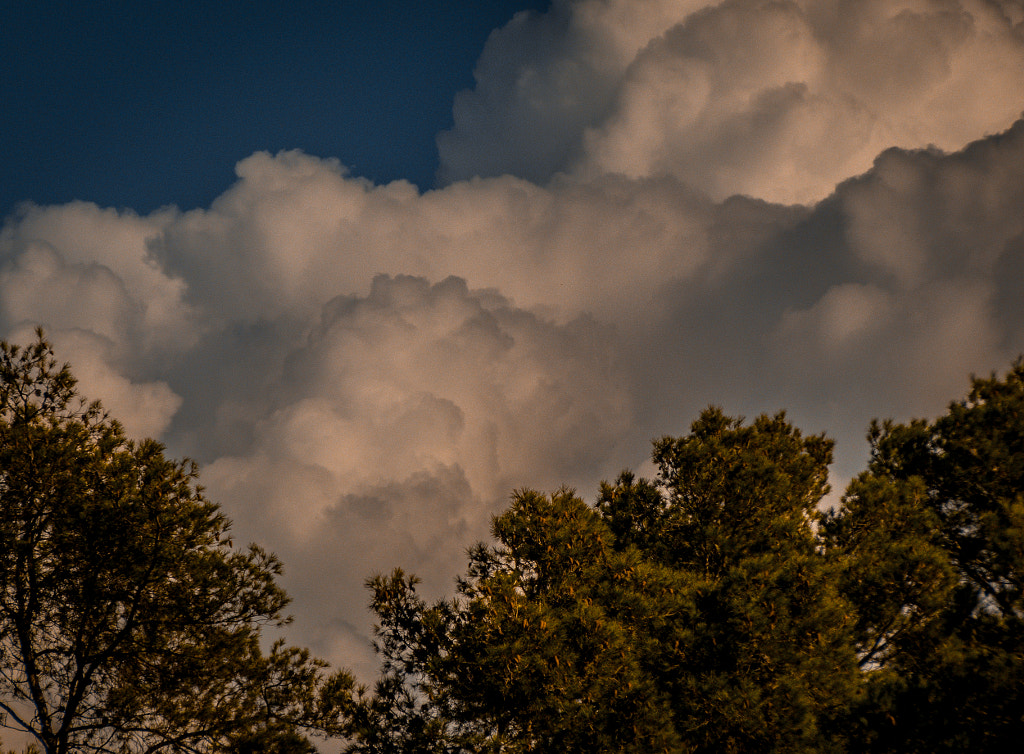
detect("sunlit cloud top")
[2,0,1023,679]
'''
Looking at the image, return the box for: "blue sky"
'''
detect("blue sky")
[2,0,549,216]
[1,0,1023,689]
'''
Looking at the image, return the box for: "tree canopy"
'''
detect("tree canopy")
[347,410,860,753]
[5,333,1023,752]
[350,363,1024,752]
[0,334,354,754]
[823,359,1024,751]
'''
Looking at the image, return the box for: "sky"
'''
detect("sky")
[0,0,551,215]
[2,0,1024,689]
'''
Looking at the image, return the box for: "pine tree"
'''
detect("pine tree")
[351,410,859,752]
[0,333,354,753]
[824,360,1024,750]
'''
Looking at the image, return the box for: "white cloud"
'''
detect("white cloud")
[53,331,183,440]
[199,274,633,673]
[0,243,138,345]
[155,152,717,328]
[437,0,699,184]
[441,0,1024,204]
[1,322,182,440]
[842,122,1024,285]
[0,204,191,438]
[777,283,894,351]
[2,124,1022,674]
[209,273,633,522]
[1,0,1023,682]
[0,201,194,353]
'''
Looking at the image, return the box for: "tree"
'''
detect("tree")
[349,409,859,753]
[0,334,354,753]
[599,410,858,752]
[349,490,688,754]
[824,359,1024,751]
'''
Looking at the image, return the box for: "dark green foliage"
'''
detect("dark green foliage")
[350,409,860,753]
[349,492,689,753]
[824,359,1024,751]
[16,328,1016,751]
[353,362,1024,752]
[0,334,354,754]
[342,569,462,754]
[600,411,858,752]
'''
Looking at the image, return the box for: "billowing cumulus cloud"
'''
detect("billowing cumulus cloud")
[153,151,715,328]
[200,274,632,675]
[437,0,701,184]
[0,203,192,437]
[1,0,1022,680]
[0,201,194,351]
[441,0,1024,204]
[212,273,632,520]
[759,118,1024,425]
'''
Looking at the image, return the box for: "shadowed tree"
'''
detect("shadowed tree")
[598,410,858,752]
[348,491,690,753]
[824,359,1024,751]
[0,333,355,754]
[348,409,859,753]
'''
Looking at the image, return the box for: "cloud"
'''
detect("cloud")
[441,0,1024,204]
[1,0,1023,681]
[842,122,1024,285]
[0,201,194,353]
[152,150,717,329]
[3,122,1024,672]
[436,0,699,184]
[198,274,633,676]
[0,204,191,438]
[752,121,1024,445]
